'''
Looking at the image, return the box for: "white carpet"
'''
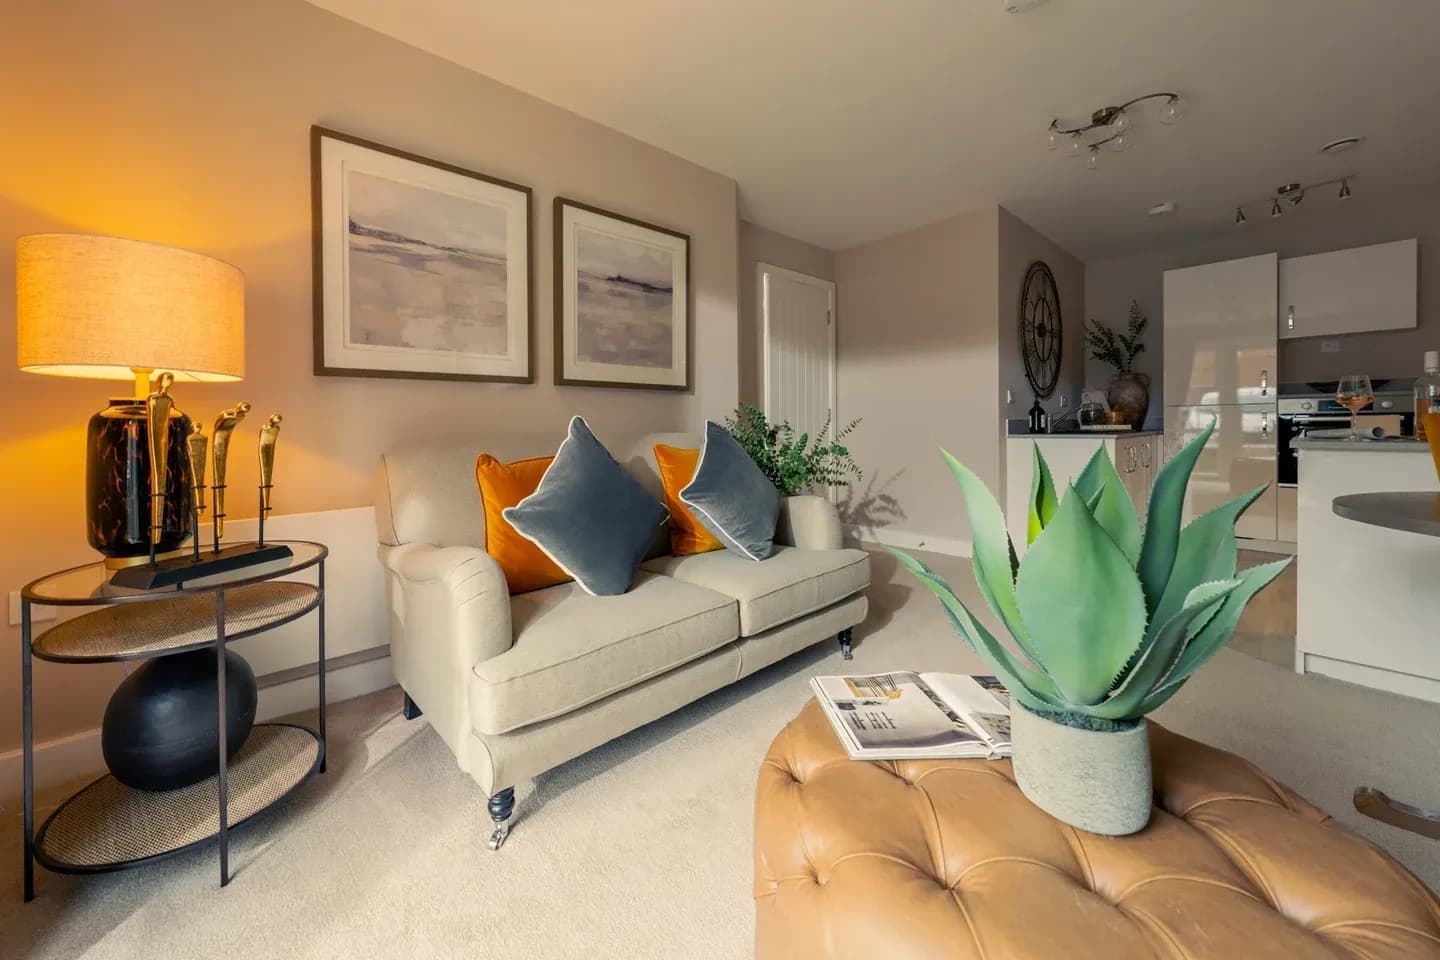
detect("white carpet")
[4,546,1439,959]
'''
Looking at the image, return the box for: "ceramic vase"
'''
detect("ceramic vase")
[1010,704,1152,836]
[1107,372,1151,427]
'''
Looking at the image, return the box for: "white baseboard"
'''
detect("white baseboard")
[847,525,972,557]
[0,652,397,801]
[1301,652,1440,705]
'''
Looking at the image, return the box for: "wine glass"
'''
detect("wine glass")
[1336,374,1375,440]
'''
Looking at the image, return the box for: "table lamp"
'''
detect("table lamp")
[16,234,245,569]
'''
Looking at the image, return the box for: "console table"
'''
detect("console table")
[1333,492,1440,840]
[19,540,328,901]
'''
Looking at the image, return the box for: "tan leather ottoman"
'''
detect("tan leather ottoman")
[755,700,1440,959]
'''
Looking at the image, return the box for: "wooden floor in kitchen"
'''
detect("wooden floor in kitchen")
[1231,549,1299,669]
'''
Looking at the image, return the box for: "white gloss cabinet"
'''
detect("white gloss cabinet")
[1163,405,1278,541]
[1162,253,1277,407]
[1278,238,1417,339]
[1005,433,1161,558]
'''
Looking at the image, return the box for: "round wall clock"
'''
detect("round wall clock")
[1019,260,1062,398]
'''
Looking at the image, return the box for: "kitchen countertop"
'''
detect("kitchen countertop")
[1292,437,1432,453]
[1006,427,1164,439]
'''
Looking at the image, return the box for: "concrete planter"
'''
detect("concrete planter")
[1011,704,1152,836]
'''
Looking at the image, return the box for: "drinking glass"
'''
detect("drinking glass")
[1336,374,1375,440]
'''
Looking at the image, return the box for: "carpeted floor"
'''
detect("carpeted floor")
[3,545,1438,958]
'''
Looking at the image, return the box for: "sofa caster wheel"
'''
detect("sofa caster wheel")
[838,628,854,660]
[486,786,515,851]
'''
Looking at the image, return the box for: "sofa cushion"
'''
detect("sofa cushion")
[680,421,780,561]
[469,572,739,735]
[475,454,571,594]
[642,545,869,637]
[653,443,724,556]
[503,416,669,596]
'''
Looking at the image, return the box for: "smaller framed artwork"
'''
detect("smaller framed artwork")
[311,126,533,382]
[554,198,690,391]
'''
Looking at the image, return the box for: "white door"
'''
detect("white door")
[760,263,836,446]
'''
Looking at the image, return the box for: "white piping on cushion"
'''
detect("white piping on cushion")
[678,420,764,562]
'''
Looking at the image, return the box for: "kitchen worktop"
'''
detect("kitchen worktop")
[1006,427,1164,439]
[1292,437,1431,453]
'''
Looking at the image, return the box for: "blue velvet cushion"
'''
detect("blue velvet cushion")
[680,421,780,561]
[503,416,668,596]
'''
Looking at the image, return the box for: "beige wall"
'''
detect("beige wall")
[998,207,1086,419]
[1086,185,1440,397]
[835,208,1000,546]
[737,220,835,406]
[0,0,739,754]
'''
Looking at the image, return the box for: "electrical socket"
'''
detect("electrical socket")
[8,591,56,628]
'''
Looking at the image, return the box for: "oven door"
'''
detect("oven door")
[1278,413,1350,486]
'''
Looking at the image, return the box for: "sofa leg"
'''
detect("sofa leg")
[838,628,854,660]
[402,692,423,720]
[487,787,515,851]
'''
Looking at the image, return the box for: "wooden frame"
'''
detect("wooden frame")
[310,126,534,383]
[553,197,691,391]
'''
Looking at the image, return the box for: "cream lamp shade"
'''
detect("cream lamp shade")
[16,233,245,392]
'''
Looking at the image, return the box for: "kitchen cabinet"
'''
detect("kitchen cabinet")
[1278,238,1417,339]
[1005,433,1161,557]
[1163,404,1278,541]
[1163,253,1277,406]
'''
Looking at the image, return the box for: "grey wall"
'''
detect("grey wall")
[835,207,1000,546]
[998,206,1086,418]
[737,220,835,406]
[1086,185,1440,397]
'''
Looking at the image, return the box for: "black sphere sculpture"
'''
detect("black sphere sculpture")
[102,649,258,791]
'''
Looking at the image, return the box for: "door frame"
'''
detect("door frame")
[758,261,838,438]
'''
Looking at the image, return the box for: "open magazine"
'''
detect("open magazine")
[810,672,1012,761]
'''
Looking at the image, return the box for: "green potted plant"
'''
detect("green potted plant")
[723,404,862,495]
[890,420,1290,835]
[1085,300,1149,426]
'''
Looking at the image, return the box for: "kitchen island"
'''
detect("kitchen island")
[1294,437,1440,701]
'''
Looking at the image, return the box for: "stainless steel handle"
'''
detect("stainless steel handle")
[1287,306,1294,331]
[1260,369,1269,397]
[1141,443,1151,468]
[1127,445,1137,473]
[1260,411,1270,438]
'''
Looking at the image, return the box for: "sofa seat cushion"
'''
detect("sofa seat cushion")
[469,573,739,735]
[642,545,869,637]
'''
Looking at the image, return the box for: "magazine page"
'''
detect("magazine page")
[810,672,993,759]
[922,674,1012,747]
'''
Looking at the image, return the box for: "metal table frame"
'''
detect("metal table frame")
[20,541,328,901]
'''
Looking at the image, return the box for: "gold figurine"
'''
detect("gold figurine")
[144,373,176,556]
[211,402,251,546]
[186,422,209,561]
[257,414,282,546]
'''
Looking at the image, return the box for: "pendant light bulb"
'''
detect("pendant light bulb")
[1235,207,1248,226]
[1086,146,1100,170]
[1339,178,1352,200]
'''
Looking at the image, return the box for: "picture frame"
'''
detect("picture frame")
[311,126,533,382]
[553,197,691,391]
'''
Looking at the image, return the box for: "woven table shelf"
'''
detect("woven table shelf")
[30,581,320,663]
[34,724,322,872]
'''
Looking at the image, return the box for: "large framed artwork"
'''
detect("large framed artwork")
[553,198,690,390]
[311,127,533,382]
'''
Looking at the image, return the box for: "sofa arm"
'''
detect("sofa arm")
[381,543,513,667]
[776,496,843,550]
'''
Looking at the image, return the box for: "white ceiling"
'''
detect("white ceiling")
[306,0,1440,260]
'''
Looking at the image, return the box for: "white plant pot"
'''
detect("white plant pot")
[1010,704,1152,836]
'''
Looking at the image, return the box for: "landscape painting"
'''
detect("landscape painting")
[555,198,690,390]
[312,127,532,382]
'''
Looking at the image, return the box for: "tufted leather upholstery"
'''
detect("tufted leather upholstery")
[755,700,1440,959]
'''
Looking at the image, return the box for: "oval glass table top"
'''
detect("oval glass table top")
[1333,492,1440,538]
[23,540,327,606]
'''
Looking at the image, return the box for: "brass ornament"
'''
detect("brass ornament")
[257,414,282,546]
[144,373,176,552]
[211,402,251,544]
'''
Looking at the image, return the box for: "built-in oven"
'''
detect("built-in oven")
[1277,379,1414,487]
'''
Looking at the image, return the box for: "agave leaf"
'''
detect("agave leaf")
[888,548,1062,708]
[1073,445,1141,566]
[939,450,1032,650]
[1137,418,1217,615]
[1014,483,1148,705]
[1027,443,1060,545]
[1092,579,1241,721]
[1149,484,1267,633]
[1142,558,1293,712]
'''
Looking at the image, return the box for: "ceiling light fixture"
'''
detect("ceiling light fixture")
[1003,0,1049,11]
[1320,136,1365,155]
[1047,92,1185,165]
[1236,176,1357,225]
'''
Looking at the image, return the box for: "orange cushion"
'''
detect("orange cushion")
[475,454,571,594]
[653,444,724,556]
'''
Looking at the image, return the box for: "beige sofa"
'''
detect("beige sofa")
[374,432,870,849]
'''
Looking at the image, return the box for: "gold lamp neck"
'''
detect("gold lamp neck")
[131,367,154,399]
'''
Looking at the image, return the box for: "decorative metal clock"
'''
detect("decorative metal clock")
[1019,260,1063,398]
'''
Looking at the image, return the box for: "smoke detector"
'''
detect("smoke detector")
[1147,201,1177,217]
[1003,0,1049,12]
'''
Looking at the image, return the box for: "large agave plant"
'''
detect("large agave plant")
[892,419,1291,729]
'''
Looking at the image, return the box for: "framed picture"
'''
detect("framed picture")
[311,126,533,382]
[554,198,690,390]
